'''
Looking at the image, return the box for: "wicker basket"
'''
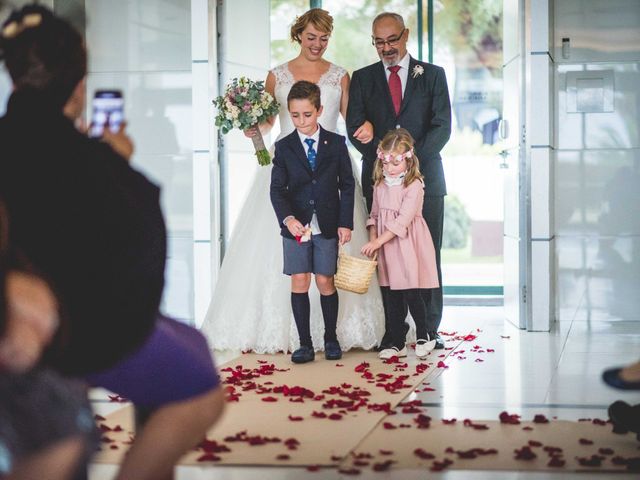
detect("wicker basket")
[334,246,378,294]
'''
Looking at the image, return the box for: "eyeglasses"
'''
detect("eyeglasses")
[372,29,406,49]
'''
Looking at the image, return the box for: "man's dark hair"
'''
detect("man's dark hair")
[287,80,321,110]
[0,4,87,107]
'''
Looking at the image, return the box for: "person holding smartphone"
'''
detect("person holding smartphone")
[0,5,224,480]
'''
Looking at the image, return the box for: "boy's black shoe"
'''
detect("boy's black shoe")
[324,341,342,360]
[291,345,315,364]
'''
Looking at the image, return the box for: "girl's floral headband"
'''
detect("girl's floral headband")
[377,147,414,165]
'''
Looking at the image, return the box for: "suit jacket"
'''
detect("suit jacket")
[347,56,451,202]
[270,127,355,239]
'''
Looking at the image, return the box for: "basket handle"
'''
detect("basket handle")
[339,244,378,261]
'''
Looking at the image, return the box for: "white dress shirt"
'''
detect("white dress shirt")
[297,126,321,235]
[383,53,410,96]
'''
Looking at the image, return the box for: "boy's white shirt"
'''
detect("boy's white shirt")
[297,126,322,235]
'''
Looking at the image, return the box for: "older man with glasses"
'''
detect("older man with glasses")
[346,11,451,352]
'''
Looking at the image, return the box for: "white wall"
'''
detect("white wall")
[85,0,217,325]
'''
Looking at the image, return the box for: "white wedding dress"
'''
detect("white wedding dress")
[201,62,385,353]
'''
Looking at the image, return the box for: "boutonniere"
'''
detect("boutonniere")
[412,65,424,78]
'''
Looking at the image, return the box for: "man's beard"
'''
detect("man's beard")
[380,48,399,66]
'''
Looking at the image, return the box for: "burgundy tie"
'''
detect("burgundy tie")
[387,65,402,116]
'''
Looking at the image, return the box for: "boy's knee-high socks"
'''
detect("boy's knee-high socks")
[291,292,312,347]
[320,291,339,343]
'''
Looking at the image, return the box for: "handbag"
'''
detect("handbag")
[334,245,378,294]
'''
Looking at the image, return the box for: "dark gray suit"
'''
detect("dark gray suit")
[347,56,451,332]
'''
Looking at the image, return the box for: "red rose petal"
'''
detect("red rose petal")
[579,438,594,445]
[528,440,543,447]
[372,460,395,471]
[414,448,435,459]
[261,396,278,402]
[533,414,550,424]
[577,455,604,467]
[196,453,222,462]
[276,454,290,460]
[514,446,537,460]
[430,458,454,472]
[548,456,565,468]
[379,449,394,455]
[288,415,303,421]
[306,465,321,471]
[499,411,521,425]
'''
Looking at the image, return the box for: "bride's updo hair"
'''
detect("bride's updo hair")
[0,4,87,108]
[290,8,333,43]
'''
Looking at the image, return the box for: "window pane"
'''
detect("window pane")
[322,0,418,73]
[434,0,504,289]
[271,0,310,68]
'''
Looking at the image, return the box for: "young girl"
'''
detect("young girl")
[361,129,439,360]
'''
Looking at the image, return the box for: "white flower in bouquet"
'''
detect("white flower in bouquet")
[214,77,280,166]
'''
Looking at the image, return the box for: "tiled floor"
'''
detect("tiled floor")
[89,305,640,479]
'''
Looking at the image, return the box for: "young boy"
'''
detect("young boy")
[270,80,355,364]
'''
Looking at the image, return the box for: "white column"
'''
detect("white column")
[526,0,556,330]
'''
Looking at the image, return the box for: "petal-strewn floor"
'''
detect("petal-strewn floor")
[89,305,640,479]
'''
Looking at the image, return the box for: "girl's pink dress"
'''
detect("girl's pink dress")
[366,179,439,290]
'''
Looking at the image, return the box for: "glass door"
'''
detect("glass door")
[432,0,505,298]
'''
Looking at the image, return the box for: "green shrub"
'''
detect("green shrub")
[443,195,470,249]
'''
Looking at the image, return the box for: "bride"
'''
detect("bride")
[201,8,384,354]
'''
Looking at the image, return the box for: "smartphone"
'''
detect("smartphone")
[90,90,124,137]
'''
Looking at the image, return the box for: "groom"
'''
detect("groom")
[346,12,451,349]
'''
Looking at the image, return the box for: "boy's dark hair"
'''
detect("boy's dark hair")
[0,4,87,108]
[287,80,321,110]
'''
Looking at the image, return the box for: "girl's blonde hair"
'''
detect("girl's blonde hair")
[290,8,333,43]
[373,128,423,187]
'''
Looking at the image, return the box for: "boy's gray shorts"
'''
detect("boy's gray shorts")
[282,234,338,276]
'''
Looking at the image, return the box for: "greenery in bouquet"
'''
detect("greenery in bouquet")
[214,77,280,166]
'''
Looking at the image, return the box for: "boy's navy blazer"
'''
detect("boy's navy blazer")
[270,126,355,239]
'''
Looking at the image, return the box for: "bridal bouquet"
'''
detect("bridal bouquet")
[214,77,280,166]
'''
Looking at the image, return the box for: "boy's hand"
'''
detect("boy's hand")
[353,121,374,144]
[337,227,351,245]
[361,240,380,258]
[286,218,305,238]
